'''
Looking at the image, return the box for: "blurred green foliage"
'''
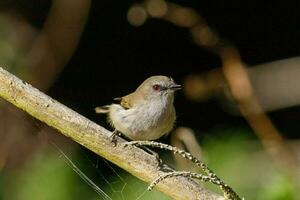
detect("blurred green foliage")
[201,129,298,200]
[0,128,298,200]
[2,151,96,200]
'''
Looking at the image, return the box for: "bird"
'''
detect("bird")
[95,76,181,142]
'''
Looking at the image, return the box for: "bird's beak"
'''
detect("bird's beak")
[168,84,182,91]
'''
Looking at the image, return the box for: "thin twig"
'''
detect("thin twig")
[125,141,242,200]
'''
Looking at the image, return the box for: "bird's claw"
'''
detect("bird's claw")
[110,129,121,146]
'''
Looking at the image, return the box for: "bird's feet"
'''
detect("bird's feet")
[110,129,122,146]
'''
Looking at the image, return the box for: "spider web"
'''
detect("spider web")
[53,143,168,200]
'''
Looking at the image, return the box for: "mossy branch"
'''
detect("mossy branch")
[0,67,224,200]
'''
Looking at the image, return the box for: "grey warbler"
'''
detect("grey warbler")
[95,76,181,141]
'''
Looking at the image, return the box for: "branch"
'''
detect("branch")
[0,67,224,200]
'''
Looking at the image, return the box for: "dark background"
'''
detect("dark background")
[4,0,300,138]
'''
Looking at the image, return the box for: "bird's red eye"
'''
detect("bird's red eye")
[152,84,161,91]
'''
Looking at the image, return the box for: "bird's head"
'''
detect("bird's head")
[136,76,181,102]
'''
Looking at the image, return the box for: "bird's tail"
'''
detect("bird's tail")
[95,105,110,114]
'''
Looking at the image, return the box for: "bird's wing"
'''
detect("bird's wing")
[113,94,132,109]
[95,93,134,114]
[95,92,135,114]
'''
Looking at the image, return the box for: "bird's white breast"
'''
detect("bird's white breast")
[109,99,175,140]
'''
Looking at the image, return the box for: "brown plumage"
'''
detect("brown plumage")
[95,76,181,141]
